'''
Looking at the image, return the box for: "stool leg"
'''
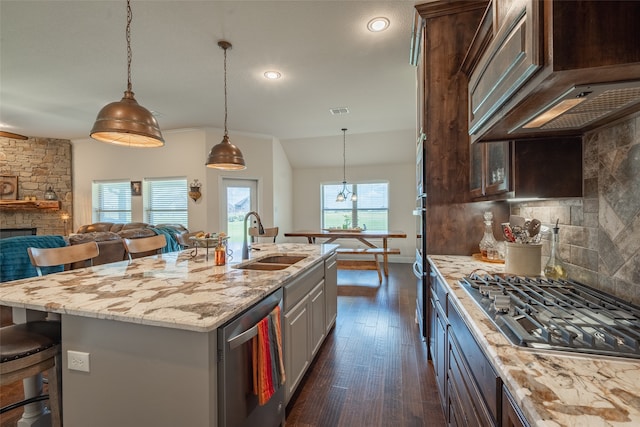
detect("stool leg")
[47,351,63,427]
[17,374,51,427]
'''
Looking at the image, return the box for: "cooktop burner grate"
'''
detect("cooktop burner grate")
[460,274,640,359]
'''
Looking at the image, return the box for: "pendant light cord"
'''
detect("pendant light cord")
[223,45,228,137]
[126,0,133,93]
[342,128,347,184]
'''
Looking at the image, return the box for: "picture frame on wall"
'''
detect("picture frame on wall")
[0,175,18,200]
[131,181,142,196]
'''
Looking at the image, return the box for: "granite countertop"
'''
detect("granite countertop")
[0,243,338,333]
[429,254,640,427]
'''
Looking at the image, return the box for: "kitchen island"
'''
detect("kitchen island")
[0,243,338,427]
[429,255,640,426]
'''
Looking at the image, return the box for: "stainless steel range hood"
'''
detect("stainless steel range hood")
[510,80,640,134]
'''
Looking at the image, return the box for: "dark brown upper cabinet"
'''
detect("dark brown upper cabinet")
[462,0,640,143]
[471,137,582,201]
[470,141,509,199]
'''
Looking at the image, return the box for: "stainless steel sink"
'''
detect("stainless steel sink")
[235,254,307,271]
[255,255,307,264]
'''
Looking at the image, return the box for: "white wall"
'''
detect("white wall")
[289,162,415,262]
[72,126,413,261]
[272,137,293,240]
[72,128,291,236]
[72,129,208,232]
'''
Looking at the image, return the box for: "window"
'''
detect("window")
[145,178,188,226]
[321,182,389,231]
[93,181,132,223]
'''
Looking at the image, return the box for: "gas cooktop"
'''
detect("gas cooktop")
[460,273,640,359]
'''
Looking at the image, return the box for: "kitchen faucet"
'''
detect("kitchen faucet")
[242,211,265,260]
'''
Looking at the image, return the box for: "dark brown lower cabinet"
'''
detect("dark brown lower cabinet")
[428,260,532,427]
[502,386,530,427]
[447,300,499,426]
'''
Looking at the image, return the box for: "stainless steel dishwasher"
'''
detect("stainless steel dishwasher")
[218,288,285,427]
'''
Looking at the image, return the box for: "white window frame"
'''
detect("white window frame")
[321,181,389,231]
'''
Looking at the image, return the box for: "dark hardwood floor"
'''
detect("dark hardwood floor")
[285,263,446,427]
[0,264,445,427]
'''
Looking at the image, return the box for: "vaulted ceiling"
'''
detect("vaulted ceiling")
[1,1,422,167]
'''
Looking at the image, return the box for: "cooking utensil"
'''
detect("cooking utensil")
[501,223,516,242]
[528,219,541,238]
[509,215,526,228]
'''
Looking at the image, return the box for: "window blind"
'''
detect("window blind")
[94,181,132,223]
[145,178,188,226]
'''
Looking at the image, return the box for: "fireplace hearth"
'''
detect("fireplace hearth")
[0,227,37,239]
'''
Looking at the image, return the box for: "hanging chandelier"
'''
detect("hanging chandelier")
[206,40,246,170]
[90,0,165,148]
[336,128,356,202]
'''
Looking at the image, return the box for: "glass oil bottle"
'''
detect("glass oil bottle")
[214,237,226,266]
[544,219,567,279]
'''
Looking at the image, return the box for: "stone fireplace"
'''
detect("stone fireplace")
[0,136,72,236]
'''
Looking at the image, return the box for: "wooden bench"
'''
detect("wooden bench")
[335,247,401,283]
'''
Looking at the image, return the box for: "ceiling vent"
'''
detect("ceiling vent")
[330,107,350,115]
[512,81,640,133]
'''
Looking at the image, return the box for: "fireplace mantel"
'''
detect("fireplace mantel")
[0,200,60,210]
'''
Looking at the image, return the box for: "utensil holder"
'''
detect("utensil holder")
[505,243,542,276]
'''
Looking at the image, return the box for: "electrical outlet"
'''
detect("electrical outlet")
[67,350,90,372]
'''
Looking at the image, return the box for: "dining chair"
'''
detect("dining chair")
[174,231,204,249]
[122,234,167,261]
[249,226,279,243]
[28,241,100,276]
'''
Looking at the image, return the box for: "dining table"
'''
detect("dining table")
[284,229,406,276]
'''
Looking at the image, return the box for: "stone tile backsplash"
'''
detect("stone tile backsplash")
[512,113,640,304]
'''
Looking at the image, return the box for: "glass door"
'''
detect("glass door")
[221,178,258,247]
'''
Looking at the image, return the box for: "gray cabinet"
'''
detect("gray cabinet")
[285,295,311,402]
[310,281,325,357]
[324,253,338,332]
[283,255,336,404]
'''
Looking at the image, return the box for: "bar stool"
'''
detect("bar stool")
[122,234,166,261]
[249,226,279,243]
[0,321,62,426]
[2,241,100,425]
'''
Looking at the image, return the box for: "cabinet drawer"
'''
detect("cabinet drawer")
[284,261,323,312]
[449,333,496,427]
[448,299,500,423]
[430,269,448,315]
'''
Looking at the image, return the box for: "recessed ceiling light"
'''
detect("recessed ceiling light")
[263,71,282,80]
[367,17,390,32]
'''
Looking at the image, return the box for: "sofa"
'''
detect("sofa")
[69,222,187,265]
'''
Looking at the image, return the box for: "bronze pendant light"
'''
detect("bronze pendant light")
[90,0,164,148]
[206,41,246,170]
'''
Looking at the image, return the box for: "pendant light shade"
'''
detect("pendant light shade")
[90,0,164,148]
[206,40,246,170]
[206,134,246,170]
[91,90,164,147]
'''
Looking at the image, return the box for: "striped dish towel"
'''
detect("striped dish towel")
[252,305,285,405]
